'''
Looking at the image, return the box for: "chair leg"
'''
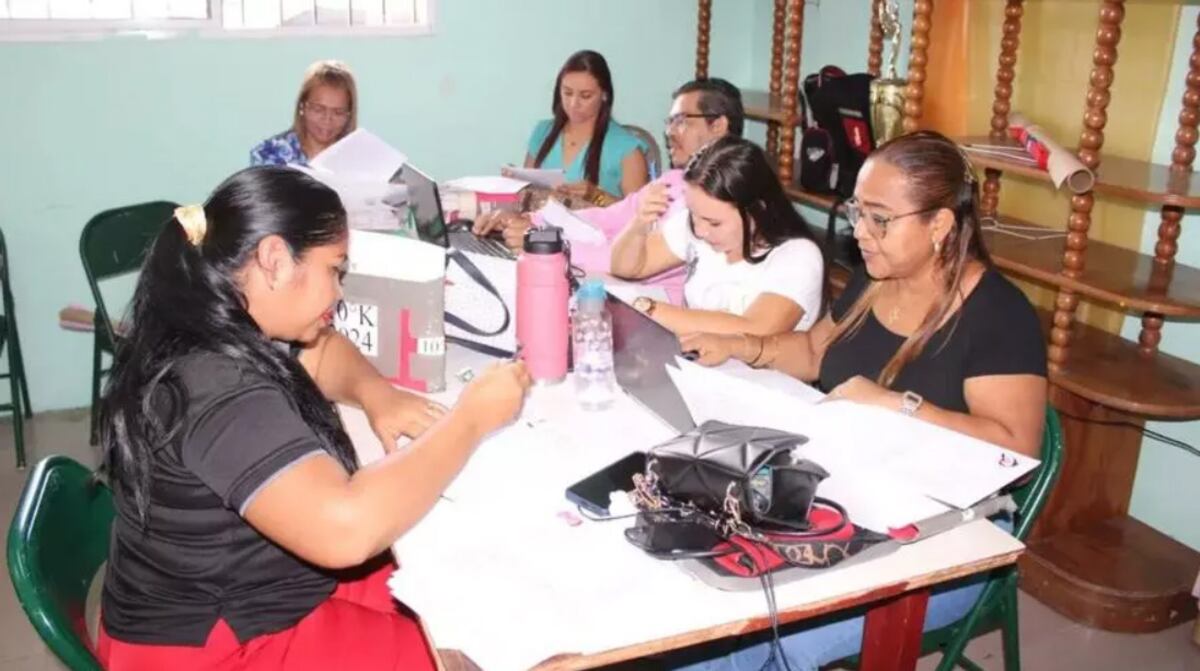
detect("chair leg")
[1000,576,1022,671]
[90,334,102,446]
[10,316,31,418]
[935,576,1007,671]
[8,338,24,469]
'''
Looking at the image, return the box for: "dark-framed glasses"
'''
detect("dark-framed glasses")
[844,197,939,238]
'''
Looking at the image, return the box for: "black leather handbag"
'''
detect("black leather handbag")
[645,420,830,532]
[626,420,886,573]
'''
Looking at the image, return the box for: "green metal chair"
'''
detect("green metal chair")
[79,201,177,444]
[0,226,33,468]
[921,407,1065,671]
[7,455,114,671]
[841,407,1065,671]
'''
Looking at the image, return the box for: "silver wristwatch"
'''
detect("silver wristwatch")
[899,390,924,416]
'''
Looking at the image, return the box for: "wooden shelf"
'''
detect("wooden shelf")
[984,217,1200,317]
[1021,515,1200,633]
[741,88,803,126]
[784,184,838,210]
[1035,309,1200,419]
[960,136,1200,209]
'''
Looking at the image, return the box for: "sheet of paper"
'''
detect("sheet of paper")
[709,359,826,404]
[504,165,565,188]
[444,175,530,195]
[539,198,606,245]
[605,282,670,306]
[309,128,407,182]
[666,357,1039,510]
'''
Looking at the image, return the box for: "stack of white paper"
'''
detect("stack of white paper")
[445,176,530,195]
[665,358,1040,530]
[310,128,408,182]
[297,129,411,232]
[538,198,605,245]
[503,165,565,188]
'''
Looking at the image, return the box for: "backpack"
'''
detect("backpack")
[798,66,877,266]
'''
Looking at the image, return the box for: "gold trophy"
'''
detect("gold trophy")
[870,0,907,145]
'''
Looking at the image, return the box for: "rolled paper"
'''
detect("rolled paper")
[1008,113,1096,194]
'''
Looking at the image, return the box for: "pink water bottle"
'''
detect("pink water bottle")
[516,227,569,383]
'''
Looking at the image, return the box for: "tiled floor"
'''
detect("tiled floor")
[1,410,1198,670]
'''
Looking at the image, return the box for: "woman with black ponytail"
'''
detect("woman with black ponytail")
[96,166,530,670]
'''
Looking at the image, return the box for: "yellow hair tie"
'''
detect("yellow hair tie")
[175,204,207,247]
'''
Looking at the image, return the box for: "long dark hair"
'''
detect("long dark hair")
[99,166,357,523]
[533,50,614,187]
[684,136,829,316]
[827,130,991,387]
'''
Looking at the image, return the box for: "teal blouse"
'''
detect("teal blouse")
[525,119,647,196]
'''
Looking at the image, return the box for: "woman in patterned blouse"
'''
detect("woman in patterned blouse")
[250,60,358,167]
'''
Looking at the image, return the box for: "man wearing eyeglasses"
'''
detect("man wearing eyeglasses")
[474,78,744,303]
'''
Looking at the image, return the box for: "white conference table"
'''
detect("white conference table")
[343,347,1024,671]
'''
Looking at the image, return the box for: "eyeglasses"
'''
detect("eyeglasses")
[665,113,718,129]
[844,197,939,239]
[303,102,351,121]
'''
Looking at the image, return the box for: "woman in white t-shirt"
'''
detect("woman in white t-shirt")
[610,136,828,335]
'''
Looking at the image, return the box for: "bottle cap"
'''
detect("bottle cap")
[523,226,565,254]
[576,279,606,304]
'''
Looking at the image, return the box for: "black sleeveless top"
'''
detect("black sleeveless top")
[819,267,1047,413]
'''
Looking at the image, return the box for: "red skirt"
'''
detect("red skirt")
[97,561,437,671]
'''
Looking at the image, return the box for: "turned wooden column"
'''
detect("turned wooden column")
[766,0,788,158]
[1048,0,1125,369]
[981,0,1025,218]
[777,0,805,185]
[902,0,934,133]
[1138,14,1200,355]
[695,0,712,79]
[991,0,1024,138]
[868,0,884,77]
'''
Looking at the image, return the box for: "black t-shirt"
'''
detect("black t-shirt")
[818,266,1047,413]
[102,352,337,645]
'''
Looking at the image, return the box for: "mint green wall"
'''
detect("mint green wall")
[1122,5,1200,551]
[0,0,755,413]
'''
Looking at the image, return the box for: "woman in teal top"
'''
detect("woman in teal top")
[522,50,649,199]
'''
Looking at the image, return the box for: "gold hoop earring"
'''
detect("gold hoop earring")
[933,239,942,254]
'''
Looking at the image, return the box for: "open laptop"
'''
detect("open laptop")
[396,164,514,259]
[609,295,697,434]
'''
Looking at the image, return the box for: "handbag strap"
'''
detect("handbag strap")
[443,248,511,337]
[751,497,849,539]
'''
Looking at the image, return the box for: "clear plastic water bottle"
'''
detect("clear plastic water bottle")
[572,279,617,411]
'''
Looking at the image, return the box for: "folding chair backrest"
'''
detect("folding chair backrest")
[78,201,178,340]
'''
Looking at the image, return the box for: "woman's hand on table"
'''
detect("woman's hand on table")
[455,361,532,437]
[678,332,743,367]
[823,375,896,408]
[471,211,531,252]
[363,387,448,453]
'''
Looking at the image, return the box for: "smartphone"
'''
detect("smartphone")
[565,452,647,517]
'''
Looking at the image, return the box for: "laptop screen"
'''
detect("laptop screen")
[608,296,696,434]
[396,164,448,247]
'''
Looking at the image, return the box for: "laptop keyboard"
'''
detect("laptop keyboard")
[449,229,516,259]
